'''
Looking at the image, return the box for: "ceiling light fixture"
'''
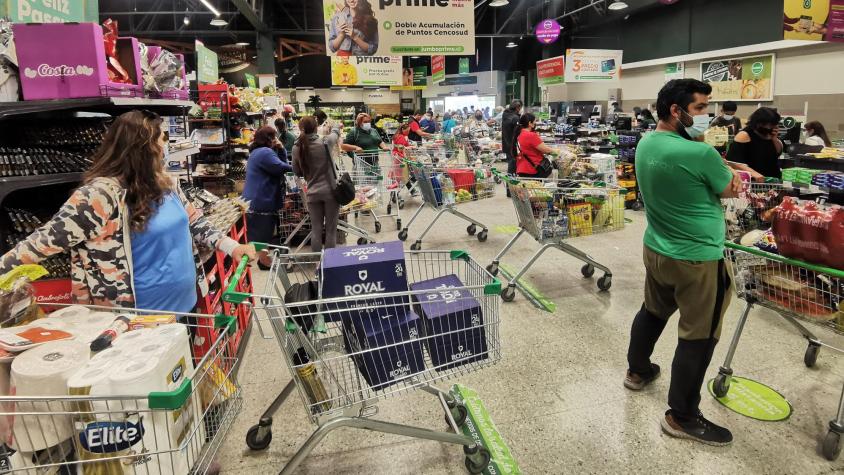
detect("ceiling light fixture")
[608,1,629,10]
[489,0,509,6]
[199,0,221,16]
[210,18,228,26]
[183,16,190,25]
[236,42,249,46]
[410,55,420,59]
[506,41,517,48]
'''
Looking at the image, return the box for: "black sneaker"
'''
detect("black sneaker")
[624,363,660,391]
[660,410,733,446]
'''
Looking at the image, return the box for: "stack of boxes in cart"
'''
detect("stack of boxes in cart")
[320,241,488,390]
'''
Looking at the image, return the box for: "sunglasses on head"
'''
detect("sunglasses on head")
[140,109,160,121]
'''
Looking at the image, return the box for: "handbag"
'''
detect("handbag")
[324,140,356,205]
[516,136,554,178]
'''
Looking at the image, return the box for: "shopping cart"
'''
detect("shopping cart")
[350,151,401,232]
[224,244,502,474]
[488,170,626,300]
[461,136,504,165]
[397,155,497,251]
[714,183,844,460]
[0,304,242,474]
[280,175,377,252]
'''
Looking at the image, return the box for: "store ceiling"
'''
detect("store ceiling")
[97,0,665,45]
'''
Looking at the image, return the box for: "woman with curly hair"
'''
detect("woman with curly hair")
[0,110,256,312]
[328,0,379,56]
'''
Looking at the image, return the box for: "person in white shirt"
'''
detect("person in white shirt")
[804,120,832,147]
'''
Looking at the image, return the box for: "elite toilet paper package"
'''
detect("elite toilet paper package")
[410,274,488,371]
[10,339,90,453]
[320,241,409,322]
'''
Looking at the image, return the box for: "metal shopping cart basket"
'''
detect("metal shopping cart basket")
[223,244,502,474]
[715,182,844,460]
[0,304,242,474]
[280,175,377,252]
[397,155,497,251]
[350,150,401,232]
[488,170,626,301]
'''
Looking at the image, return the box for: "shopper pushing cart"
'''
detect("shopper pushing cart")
[488,170,626,301]
[225,243,502,474]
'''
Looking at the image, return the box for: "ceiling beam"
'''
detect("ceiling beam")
[231,0,269,32]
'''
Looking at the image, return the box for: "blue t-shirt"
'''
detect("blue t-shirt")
[442,119,457,134]
[131,193,197,312]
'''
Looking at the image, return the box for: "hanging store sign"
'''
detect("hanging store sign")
[432,55,445,83]
[4,0,92,23]
[664,62,685,82]
[564,49,622,82]
[783,0,844,42]
[196,41,219,85]
[536,56,565,87]
[322,0,474,57]
[438,75,477,86]
[331,56,402,86]
[459,57,470,75]
[245,73,257,88]
[535,19,562,44]
[700,54,775,102]
[391,65,427,90]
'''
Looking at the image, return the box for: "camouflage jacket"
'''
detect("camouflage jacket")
[0,177,238,308]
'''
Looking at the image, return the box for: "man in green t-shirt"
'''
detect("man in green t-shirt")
[625,79,742,447]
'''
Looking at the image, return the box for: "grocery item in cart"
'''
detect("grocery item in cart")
[320,241,409,323]
[410,274,488,370]
[771,197,844,270]
[11,339,90,452]
[343,309,425,391]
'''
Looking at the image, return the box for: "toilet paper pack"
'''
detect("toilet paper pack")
[10,340,90,453]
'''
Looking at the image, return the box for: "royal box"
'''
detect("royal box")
[320,241,409,322]
[13,23,144,100]
[410,274,488,370]
[343,309,425,391]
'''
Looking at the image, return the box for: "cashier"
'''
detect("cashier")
[726,107,783,179]
[0,110,256,312]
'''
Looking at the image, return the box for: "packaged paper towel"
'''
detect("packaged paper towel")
[111,328,153,349]
[50,308,115,344]
[10,340,89,453]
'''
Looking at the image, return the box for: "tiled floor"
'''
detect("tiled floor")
[215,188,844,474]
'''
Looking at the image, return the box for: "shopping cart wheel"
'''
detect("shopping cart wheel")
[467,224,477,236]
[500,286,516,302]
[357,237,371,245]
[581,264,595,278]
[396,219,402,231]
[597,275,612,291]
[398,229,409,241]
[445,404,468,427]
[631,201,642,211]
[464,446,492,474]
[804,342,821,368]
[375,221,382,233]
[477,230,488,242]
[713,374,731,398]
[410,241,422,251]
[824,430,842,461]
[399,200,405,210]
[494,175,502,184]
[485,263,499,277]
[387,204,392,215]
[246,422,272,451]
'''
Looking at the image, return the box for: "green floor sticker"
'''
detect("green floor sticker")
[707,376,792,422]
[450,384,521,475]
[495,225,521,234]
[498,263,556,313]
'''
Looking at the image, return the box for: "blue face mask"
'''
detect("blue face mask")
[361,122,372,131]
[679,109,709,139]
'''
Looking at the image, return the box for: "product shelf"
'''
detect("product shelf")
[0,97,194,120]
[0,172,84,204]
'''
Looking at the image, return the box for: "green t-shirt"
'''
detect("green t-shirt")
[636,131,733,261]
[345,127,383,151]
[281,131,296,154]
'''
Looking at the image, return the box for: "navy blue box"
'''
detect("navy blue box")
[343,309,426,391]
[320,241,409,322]
[410,274,488,370]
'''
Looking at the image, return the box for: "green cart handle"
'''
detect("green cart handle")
[490,168,519,185]
[725,242,844,278]
[222,242,266,305]
[401,157,425,168]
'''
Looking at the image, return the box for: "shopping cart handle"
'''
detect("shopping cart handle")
[223,255,251,304]
[401,157,424,168]
[149,379,192,410]
[215,313,238,336]
[491,168,519,185]
[725,242,844,277]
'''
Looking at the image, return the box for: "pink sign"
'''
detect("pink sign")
[829,0,844,43]
[535,19,561,44]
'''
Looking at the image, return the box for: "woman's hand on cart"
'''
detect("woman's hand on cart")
[233,244,258,264]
